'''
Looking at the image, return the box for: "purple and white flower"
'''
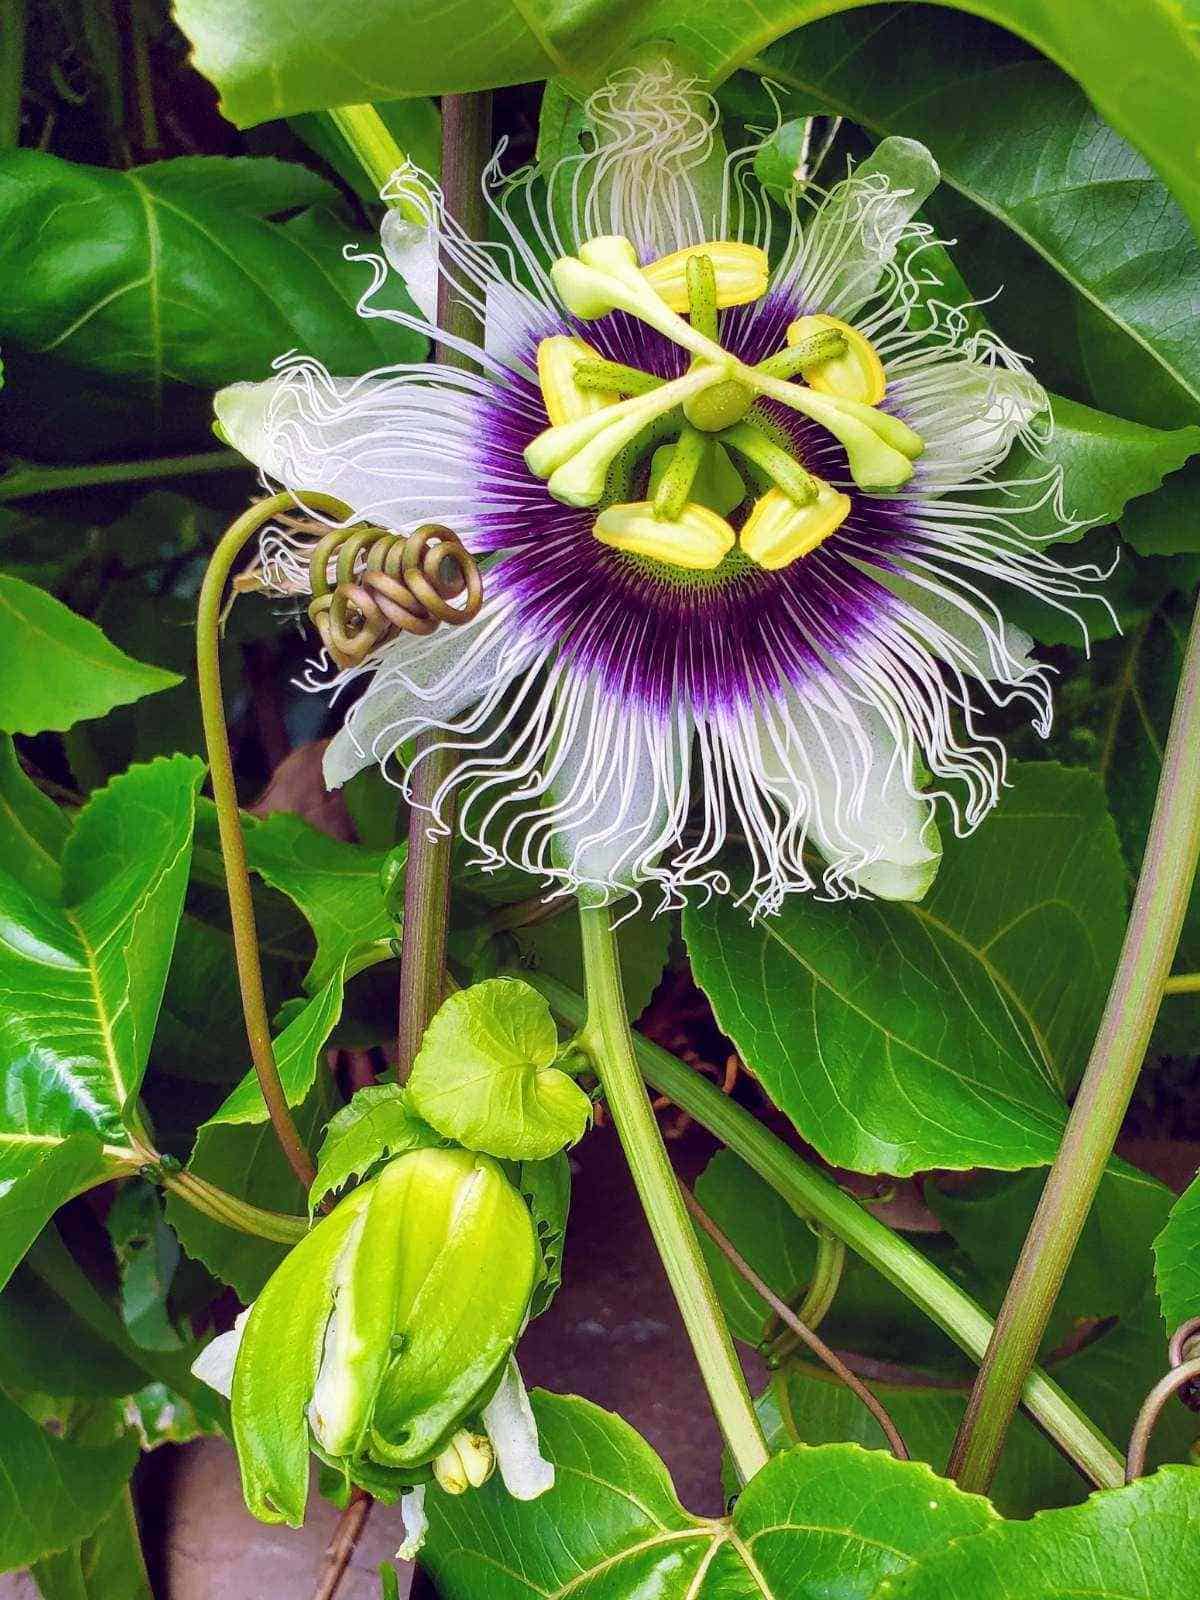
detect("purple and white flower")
[216,58,1103,915]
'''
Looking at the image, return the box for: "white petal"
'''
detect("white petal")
[484,281,556,378]
[480,1361,554,1501]
[396,1485,428,1561]
[381,211,439,324]
[849,557,1036,683]
[191,1306,252,1399]
[543,673,682,901]
[755,686,942,902]
[323,604,529,789]
[213,361,483,531]
[802,137,940,318]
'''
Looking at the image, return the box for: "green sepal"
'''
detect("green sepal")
[230,1182,372,1526]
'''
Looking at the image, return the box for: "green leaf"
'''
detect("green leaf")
[0,576,179,736]
[30,1487,153,1600]
[0,1386,139,1571]
[0,1263,146,1400]
[0,151,423,410]
[1153,1173,1200,1333]
[997,397,1200,544]
[685,763,1125,1174]
[408,978,591,1161]
[170,0,1200,267]
[0,735,70,900]
[502,895,670,1023]
[235,807,396,991]
[0,1138,127,1294]
[516,1150,571,1320]
[886,1467,1200,1599]
[107,1180,186,1352]
[0,755,204,1178]
[742,9,1200,429]
[423,1391,994,1597]
[166,965,347,1299]
[311,1082,442,1211]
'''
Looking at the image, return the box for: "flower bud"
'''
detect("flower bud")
[217,1147,539,1525]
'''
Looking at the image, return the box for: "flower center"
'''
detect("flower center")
[524,236,925,574]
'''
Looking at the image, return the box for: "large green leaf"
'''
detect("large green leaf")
[171,0,1200,261]
[0,1387,139,1572]
[29,1488,153,1600]
[423,1392,993,1597]
[0,1138,127,1292]
[0,152,423,413]
[684,763,1125,1174]
[0,577,179,737]
[888,1466,1200,1599]
[0,756,204,1176]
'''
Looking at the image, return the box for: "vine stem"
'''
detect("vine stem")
[0,448,245,502]
[577,903,770,1485]
[159,1166,308,1244]
[0,0,24,148]
[394,91,493,1077]
[947,593,1200,1492]
[523,968,1126,1488]
[197,491,353,1189]
[1163,972,1200,994]
[682,1187,909,1461]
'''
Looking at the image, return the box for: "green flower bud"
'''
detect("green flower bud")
[222,1147,538,1525]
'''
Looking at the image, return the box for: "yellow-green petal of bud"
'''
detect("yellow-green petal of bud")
[786,313,886,405]
[231,1181,374,1527]
[433,1428,495,1493]
[368,1150,538,1470]
[408,978,591,1161]
[740,484,852,570]
[643,241,769,312]
[595,500,735,571]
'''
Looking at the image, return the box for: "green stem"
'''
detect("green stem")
[577,904,770,1485]
[525,969,1125,1489]
[197,492,353,1187]
[1163,971,1200,994]
[327,104,424,219]
[947,594,1200,1492]
[0,448,246,502]
[386,91,493,1078]
[159,1166,308,1244]
[0,0,25,148]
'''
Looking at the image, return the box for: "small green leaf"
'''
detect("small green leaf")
[0,1137,128,1295]
[0,734,70,899]
[0,1386,139,1571]
[1153,1173,1200,1334]
[311,1082,442,1211]
[0,576,179,736]
[408,979,591,1161]
[685,764,1125,1174]
[423,1391,994,1597]
[517,1151,571,1320]
[30,1486,153,1600]
[885,1467,1200,1600]
[107,1180,186,1353]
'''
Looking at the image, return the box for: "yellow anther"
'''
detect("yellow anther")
[644,242,769,312]
[740,484,851,571]
[594,501,735,572]
[787,314,886,405]
[536,336,617,426]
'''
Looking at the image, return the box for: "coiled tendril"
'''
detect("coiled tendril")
[307,523,483,669]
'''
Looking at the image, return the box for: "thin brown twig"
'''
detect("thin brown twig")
[682,1186,910,1461]
[310,1489,373,1600]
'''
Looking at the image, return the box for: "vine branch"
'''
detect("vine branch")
[682,1186,909,1461]
[947,594,1200,1492]
[197,491,354,1189]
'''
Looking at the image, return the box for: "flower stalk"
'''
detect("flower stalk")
[947,592,1200,1493]
[576,903,770,1485]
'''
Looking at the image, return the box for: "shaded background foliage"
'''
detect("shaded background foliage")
[1,0,1199,1595]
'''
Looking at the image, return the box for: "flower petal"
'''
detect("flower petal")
[381,210,439,324]
[397,1485,428,1561]
[755,685,942,901]
[480,1360,554,1501]
[190,1306,251,1400]
[802,137,940,318]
